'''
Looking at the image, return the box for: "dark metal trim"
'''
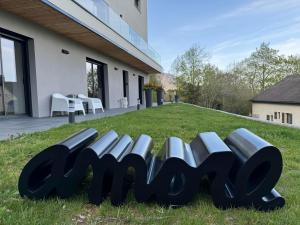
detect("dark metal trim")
[0,38,5,116]
[138,75,144,105]
[122,70,129,99]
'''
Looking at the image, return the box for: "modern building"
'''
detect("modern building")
[251,75,300,126]
[0,0,162,117]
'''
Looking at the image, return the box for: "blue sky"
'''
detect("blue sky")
[148,0,300,72]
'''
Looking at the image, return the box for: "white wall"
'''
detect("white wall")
[0,10,148,117]
[107,0,148,41]
[106,61,148,108]
[252,102,300,126]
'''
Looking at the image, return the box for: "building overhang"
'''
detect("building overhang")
[0,0,162,74]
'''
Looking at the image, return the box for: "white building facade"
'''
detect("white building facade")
[0,0,162,117]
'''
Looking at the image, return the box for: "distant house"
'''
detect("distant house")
[156,73,176,91]
[155,73,176,101]
[251,75,300,126]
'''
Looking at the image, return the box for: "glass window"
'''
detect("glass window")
[86,62,99,98]
[287,113,293,124]
[86,59,106,108]
[1,38,17,82]
[274,112,277,119]
[0,37,27,115]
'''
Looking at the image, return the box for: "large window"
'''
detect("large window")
[86,59,106,108]
[0,35,30,116]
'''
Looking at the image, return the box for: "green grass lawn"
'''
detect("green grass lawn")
[0,104,299,225]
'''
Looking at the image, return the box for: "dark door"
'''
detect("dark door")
[123,70,129,100]
[138,76,144,105]
[0,34,30,116]
[86,59,106,108]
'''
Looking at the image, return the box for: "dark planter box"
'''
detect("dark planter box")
[156,90,163,106]
[145,89,152,108]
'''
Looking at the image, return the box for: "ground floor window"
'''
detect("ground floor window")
[123,70,129,99]
[138,76,144,105]
[86,59,106,108]
[287,113,293,124]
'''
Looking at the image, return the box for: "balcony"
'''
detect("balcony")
[0,0,162,73]
[73,0,161,65]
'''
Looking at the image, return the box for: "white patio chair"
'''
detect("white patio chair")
[78,94,104,114]
[119,97,128,108]
[50,93,85,117]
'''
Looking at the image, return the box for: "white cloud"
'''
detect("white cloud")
[211,38,300,71]
[211,16,300,55]
[211,50,252,70]
[177,0,300,34]
[177,23,216,33]
[272,38,300,56]
[159,0,300,71]
[218,0,300,20]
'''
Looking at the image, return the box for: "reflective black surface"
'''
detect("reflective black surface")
[18,128,285,211]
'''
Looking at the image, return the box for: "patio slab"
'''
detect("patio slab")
[0,107,139,140]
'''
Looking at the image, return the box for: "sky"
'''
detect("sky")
[148,0,300,72]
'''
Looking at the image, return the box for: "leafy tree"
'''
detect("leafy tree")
[200,64,222,108]
[171,42,300,116]
[172,45,209,104]
[283,55,300,75]
[242,42,283,91]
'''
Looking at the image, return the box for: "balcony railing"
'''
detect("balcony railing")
[73,0,161,65]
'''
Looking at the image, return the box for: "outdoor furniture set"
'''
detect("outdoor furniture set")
[50,93,104,116]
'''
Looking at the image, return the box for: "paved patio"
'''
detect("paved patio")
[0,107,140,140]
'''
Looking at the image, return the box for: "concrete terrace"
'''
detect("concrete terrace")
[0,107,140,140]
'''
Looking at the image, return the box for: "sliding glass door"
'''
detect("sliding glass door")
[86,59,106,108]
[0,36,28,116]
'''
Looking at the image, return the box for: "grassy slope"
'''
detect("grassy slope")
[0,104,299,225]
